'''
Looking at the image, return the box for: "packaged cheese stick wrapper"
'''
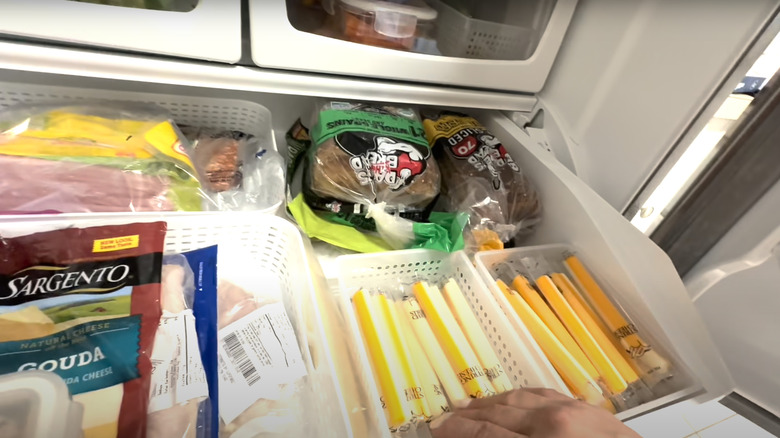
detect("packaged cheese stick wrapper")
[0,221,166,438]
[215,246,312,437]
[147,246,218,438]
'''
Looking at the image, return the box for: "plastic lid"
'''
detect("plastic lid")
[340,0,437,19]
[0,371,83,438]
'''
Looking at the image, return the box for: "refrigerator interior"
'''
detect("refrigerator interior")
[0,66,734,425]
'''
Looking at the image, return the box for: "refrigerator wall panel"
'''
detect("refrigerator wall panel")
[540,0,780,211]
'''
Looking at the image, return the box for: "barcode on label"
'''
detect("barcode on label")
[223,332,260,386]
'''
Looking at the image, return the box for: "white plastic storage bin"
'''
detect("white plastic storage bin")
[335,249,570,437]
[0,212,352,438]
[0,80,282,214]
[249,0,578,93]
[0,0,241,63]
[474,243,700,420]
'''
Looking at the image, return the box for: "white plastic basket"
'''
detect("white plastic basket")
[0,80,282,215]
[335,249,570,436]
[0,81,276,151]
[429,0,535,60]
[474,243,695,417]
[0,212,351,438]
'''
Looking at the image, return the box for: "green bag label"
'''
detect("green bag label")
[311,109,428,148]
[0,316,141,394]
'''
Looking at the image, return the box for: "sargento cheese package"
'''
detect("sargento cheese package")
[0,222,166,438]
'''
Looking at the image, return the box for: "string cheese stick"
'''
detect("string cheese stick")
[401,296,469,406]
[352,289,412,429]
[511,275,600,381]
[376,293,430,421]
[496,280,613,412]
[552,273,641,385]
[564,256,673,386]
[395,301,450,420]
[412,281,496,399]
[552,270,641,375]
[536,275,628,394]
[441,279,513,393]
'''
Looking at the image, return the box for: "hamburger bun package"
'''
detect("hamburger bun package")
[422,111,541,250]
[0,221,166,438]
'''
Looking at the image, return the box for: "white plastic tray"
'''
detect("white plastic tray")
[0,0,241,63]
[0,80,282,215]
[335,249,570,436]
[474,243,698,420]
[0,212,351,438]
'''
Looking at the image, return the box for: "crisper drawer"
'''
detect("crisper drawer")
[0,0,241,63]
[249,0,577,93]
[473,111,733,416]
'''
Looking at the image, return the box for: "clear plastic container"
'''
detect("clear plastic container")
[0,371,84,438]
[336,0,437,50]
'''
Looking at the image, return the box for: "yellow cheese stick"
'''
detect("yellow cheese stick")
[395,301,450,420]
[441,279,514,393]
[552,273,641,385]
[564,256,673,385]
[376,293,430,421]
[536,275,628,394]
[401,296,469,405]
[496,280,612,411]
[512,275,600,381]
[553,270,641,376]
[412,281,496,399]
[352,290,412,429]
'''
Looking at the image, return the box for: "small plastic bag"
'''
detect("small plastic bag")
[182,128,285,212]
[0,102,209,213]
[421,110,542,249]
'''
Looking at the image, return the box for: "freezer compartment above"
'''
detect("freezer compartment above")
[250,0,577,93]
[0,0,241,63]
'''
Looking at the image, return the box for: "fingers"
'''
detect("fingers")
[463,387,572,410]
[455,404,534,433]
[430,413,528,438]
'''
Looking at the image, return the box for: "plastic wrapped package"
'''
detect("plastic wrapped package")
[0,103,208,214]
[305,101,440,218]
[215,247,313,437]
[182,128,285,212]
[147,247,218,438]
[297,101,458,251]
[0,221,166,438]
[421,110,541,249]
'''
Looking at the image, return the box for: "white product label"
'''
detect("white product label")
[217,303,307,424]
[148,310,209,413]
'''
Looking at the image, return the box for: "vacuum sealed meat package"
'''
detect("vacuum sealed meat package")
[0,103,208,214]
[182,128,285,212]
[147,246,218,438]
[305,101,440,220]
[422,110,541,248]
[0,222,166,438]
[216,247,310,437]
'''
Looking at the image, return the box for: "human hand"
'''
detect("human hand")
[430,388,641,438]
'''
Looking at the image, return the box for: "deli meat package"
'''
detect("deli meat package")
[305,101,440,222]
[0,222,166,438]
[0,103,207,214]
[422,111,541,249]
